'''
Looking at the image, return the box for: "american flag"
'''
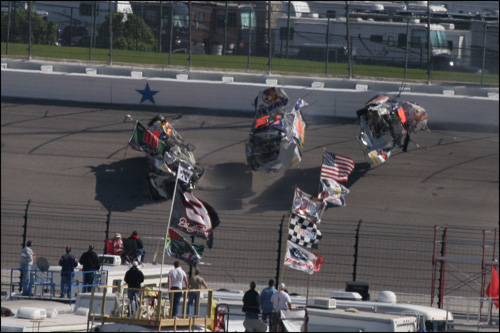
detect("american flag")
[320,151,355,183]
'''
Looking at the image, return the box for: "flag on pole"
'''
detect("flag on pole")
[166,228,205,267]
[177,164,193,184]
[318,178,350,206]
[320,151,355,183]
[288,213,322,249]
[486,265,499,308]
[285,240,324,274]
[128,121,167,157]
[292,187,326,223]
[171,184,220,248]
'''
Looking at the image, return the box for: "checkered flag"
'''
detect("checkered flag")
[288,213,322,249]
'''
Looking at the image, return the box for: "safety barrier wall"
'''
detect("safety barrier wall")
[1,60,498,127]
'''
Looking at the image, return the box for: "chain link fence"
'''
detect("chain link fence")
[2,198,497,315]
[1,1,498,85]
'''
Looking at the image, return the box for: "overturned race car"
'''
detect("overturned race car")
[128,114,204,199]
[245,87,307,173]
[356,94,429,166]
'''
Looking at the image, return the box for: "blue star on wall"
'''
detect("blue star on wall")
[136,83,159,105]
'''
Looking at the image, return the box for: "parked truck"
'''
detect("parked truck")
[274,16,451,68]
[189,1,256,55]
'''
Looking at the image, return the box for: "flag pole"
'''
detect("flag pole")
[318,147,326,195]
[306,273,311,309]
[159,172,181,289]
[278,185,298,311]
[280,185,297,286]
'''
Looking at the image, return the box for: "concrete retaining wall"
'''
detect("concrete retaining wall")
[1,59,498,127]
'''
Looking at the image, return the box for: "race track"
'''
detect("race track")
[1,97,498,296]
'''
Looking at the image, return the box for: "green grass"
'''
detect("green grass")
[2,42,498,85]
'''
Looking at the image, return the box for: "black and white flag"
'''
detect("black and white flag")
[288,213,322,249]
[171,185,220,248]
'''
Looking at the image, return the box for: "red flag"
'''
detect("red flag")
[486,265,499,308]
[312,253,324,273]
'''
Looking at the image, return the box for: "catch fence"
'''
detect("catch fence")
[1,1,498,85]
[1,198,497,316]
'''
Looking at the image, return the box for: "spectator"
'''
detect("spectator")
[59,245,78,298]
[79,244,100,293]
[111,233,124,256]
[187,269,208,317]
[271,283,292,332]
[124,261,144,316]
[128,231,146,263]
[260,279,277,328]
[242,281,261,320]
[20,240,35,296]
[168,261,189,317]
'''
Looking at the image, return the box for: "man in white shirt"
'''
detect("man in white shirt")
[271,283,292,332]
[20,240,35,296]
[168,261,189,317]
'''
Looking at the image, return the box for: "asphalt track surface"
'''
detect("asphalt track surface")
[1,97,499,294]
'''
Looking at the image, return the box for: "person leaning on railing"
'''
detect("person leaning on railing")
[187,269,209,317]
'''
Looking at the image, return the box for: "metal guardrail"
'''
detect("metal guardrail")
[445,296,499,331]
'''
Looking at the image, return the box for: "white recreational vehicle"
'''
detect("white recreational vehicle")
[30,1,133,30]
[331,291,454,332]
[307,305,418,332]
[274,16,451,67]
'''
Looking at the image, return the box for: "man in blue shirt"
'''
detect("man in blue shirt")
[59,245,78,298]
[260,279,277,329]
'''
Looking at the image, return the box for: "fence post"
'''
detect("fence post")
[286,0,291,59]
[267,1,272,75]
[346,1,352,79]
[188,1,192,70]
[325,16,330,74]
[223,1,228,55]
[352,219,362,282]
[22,199,32,248]
[427,2,431,85]
[169,1,174,65]
[6,1,11,55]
[158,1,163,53]
[437,226,448,309]
[109,1,113,66]
[275,214,286,288]
[480,23,487,85]
[104,205,112,255]
[28,1,32,60]
[404,18,410,80]
[247,10,252,70]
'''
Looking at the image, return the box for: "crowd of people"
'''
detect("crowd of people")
[18,230,147,299]
[18,239,293,330]
[243,279,292,332]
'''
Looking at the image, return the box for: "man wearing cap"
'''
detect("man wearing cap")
[79,244,100,293]
[124,261,144,315]
[271,283,292,332]
[20,240,35,296]
[59,245,78,298]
